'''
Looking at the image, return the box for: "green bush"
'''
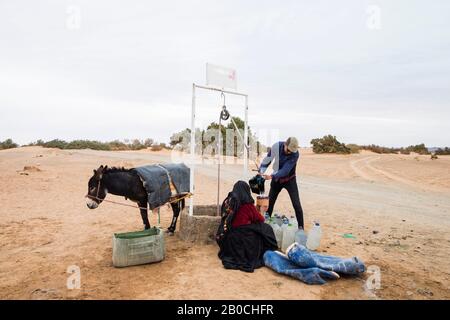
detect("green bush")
[346,144,361,154]
[310,135,351,154]
[435,147,450,155]
[399,148,411,155]
[0,139,19,150]
[42,139,69,149]
[405,143,429,155]
[129,139,147,150]
[360,144,398,154]
[23,138,157,151]
[108,140,130,151]
[65,140,111,150]
[151,144,164,151]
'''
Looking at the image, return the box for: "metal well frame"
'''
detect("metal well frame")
[189,83,248,216]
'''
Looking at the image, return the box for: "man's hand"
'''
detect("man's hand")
[263,174,272,180]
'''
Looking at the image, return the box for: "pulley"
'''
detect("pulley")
[219,92,230,120]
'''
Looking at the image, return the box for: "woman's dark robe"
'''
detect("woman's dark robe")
[216,181,278,272]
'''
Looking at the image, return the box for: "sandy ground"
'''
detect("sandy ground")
[0,146,449,300]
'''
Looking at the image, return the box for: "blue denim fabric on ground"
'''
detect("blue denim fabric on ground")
[286,243,366,275]
[263,251,340,285]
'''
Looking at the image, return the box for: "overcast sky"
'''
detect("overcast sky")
[1,0,449,147]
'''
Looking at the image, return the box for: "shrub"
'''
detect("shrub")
[108,140,130,151]
[405,143,429,155]
[144,138,154,148]
[65,140,111,150]
[360,144,398,154]
[42,139,68,149]
[23,138,157,151]
[399,148,411,155]
[129,139,146,150]
[0,139,19,150]
[170,128,191,152]
[151,144,164,151]
[346,144,361,154]
[435,147,450,155]
[310,135,351,154]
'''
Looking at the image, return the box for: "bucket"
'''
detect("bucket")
[256,195,269,215]
[112,227,165,267]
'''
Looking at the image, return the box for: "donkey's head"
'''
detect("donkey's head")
[86,165,108,209]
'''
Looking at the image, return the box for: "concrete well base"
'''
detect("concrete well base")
[178,205,221,245]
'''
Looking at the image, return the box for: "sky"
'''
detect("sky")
[1,0,449,147]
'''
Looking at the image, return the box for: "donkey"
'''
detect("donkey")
[86,165,185,234]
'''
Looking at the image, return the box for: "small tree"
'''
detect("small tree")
[0,139,18,150]
[170,128,191,152]
[144,138,154,148]
[310,135,351,154]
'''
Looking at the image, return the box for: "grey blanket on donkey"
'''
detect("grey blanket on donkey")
[133,163,190,209]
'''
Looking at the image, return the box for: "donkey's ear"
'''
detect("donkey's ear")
[104,165,108,170]
[93,169,97,174]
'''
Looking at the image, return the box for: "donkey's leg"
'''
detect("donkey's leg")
[167,200,182,234]
[138,200,150,230]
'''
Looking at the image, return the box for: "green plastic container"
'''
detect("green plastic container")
[112,227,165,267]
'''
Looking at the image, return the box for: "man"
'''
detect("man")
[258,137,304,229]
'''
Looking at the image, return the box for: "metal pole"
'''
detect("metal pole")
[244,95,249,179]
[194,84,248,97]
[217,111,222,216]
[190,83,248,216]
[189,83,196,216]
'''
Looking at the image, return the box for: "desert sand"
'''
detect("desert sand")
[0,146,449,299]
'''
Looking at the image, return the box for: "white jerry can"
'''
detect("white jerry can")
[112,227,165,267]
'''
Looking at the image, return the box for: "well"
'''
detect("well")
[178,205,221,244]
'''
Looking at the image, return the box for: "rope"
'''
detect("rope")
[86,192,192,212]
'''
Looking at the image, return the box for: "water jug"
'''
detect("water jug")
[290,216,298,229]
[306,221,322,251]
[273,223,283,248]
[281,223,296,252]
[281,218,289,234]
[274,214,283,227]
[294,227,308,246]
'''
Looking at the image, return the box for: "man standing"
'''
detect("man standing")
[258,137,304,229]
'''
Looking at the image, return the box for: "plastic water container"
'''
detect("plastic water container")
[290,216,298,229]
[306,221,322,251]
[273,214,283,226]
[281,218,289,233]
[272,223,283,248]
[295,227,308,246]
[112,227,165,267]
[279,219,289,251]
[281,223,297,252]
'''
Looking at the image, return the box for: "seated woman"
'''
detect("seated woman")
[216,181,277,272]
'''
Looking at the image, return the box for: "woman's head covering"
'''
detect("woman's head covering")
[216,181,254,244]
[231,180,254,205]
